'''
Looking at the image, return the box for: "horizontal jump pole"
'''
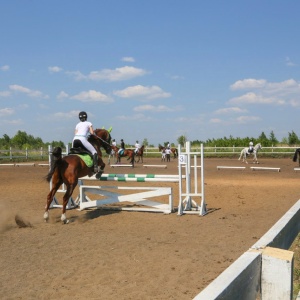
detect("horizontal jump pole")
[217,166,246,170]
[250,167,280,172]
[0,164,15,166]
[110,164,133,168]
[143,165,167,168]
[97,176,179,182]
[79,185,173,214]
[294,168,300,172]
[15,163,36,167]
[91,173,183,179]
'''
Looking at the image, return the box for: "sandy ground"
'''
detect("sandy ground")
[0,156,299,299]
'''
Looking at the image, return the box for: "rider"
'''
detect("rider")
[166,142,170,148]
[135,140,140,154]
[248,141,254,153]
[111,139,117,147]
[72,111,98,173]
[118,139,125,155]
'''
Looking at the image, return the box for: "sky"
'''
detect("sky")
[1,1,300,146]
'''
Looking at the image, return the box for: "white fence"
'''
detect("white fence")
[0,145,299,160]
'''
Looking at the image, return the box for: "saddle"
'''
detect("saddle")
[70,140,93,157]
[118,149,124,156]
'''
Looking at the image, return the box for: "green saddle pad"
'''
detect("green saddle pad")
[75,154,93,167]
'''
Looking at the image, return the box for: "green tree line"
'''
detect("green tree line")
[0,130,65,149]
[1,129,300,150]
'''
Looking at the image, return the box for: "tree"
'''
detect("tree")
[142,138,149,147]
[269,130,278,145]
[288,131,300,145]
[177,135,187,146]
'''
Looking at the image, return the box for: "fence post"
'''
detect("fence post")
[10,147,12,160]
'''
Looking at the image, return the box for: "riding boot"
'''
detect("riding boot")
[93,153,98,173]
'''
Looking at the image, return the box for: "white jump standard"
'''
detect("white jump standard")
[177,142,207,216]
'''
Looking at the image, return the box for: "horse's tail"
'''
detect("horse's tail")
[293,148,300,162]
[45,147,63,182]
[175,148,178,157]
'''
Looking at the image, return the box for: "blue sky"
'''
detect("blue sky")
[1,1,300,146]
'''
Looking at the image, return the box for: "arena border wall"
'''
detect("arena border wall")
[194,199,300,300]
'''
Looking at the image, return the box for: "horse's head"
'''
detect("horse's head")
[92,129,112,155]
[256,143,262,150]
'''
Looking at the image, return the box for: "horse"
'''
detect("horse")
[44,129,112,224]
[111,145,135,167]
[292,148,300,166]
[158,145,178,159]
[134,145,144,163]
[238,143,262,164]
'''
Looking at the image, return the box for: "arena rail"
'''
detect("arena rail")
[193,199,300,299]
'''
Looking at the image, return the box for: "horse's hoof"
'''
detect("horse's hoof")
[62,219,69,224]
[43,211,49,222]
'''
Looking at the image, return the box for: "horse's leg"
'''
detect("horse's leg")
[61,182,77,224]
[95,158,105,179]
[44,176,63,222]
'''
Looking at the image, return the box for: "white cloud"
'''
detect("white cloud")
[65,70,86,81]
[70,90,114,103]
[134,105,174,112]
[0,108,14,116]
[209,118,222,123]
[7,119,23,125]
[121,57,135,62]
[230,79,266,90]
[214,107,248,114]
[53,110,80,119]
[228,92,285,105]
[116,113,152,121]
[88,66,147,82]
[1,65,10,71]
[9,84,49,99]
[114,85,171,100]
[48,66,63,73]
[286,56,296,67]
[0,91,11,97]
[57,91,69,99]
[236,116,261,123]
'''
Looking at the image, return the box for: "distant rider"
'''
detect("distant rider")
[135,140,140,154]
[248,142,254,154]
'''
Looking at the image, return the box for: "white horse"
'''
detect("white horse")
[238,143,262,164]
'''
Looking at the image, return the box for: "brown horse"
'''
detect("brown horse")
[158,145,178,159]
[111,145,135,167]
[44,129,112,224]
[135,145,144,163]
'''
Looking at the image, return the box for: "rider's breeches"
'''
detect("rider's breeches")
[73,136,97,155]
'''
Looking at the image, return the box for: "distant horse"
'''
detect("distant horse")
[111,145,135,167]
[135,145,144,163]
[158,145,178,159]
[293,148,300,166]
[238,143,262,164]
[44,129,112,224]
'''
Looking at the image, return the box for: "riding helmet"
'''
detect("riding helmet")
[79,111,87,121]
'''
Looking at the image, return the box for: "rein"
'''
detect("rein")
[92,133,111,147]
